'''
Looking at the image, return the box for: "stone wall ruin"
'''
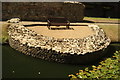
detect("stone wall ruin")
[8,22,111,64]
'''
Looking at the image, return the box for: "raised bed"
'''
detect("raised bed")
[8,23,111,64]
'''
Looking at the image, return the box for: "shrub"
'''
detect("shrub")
[69,51,120,79]
[0,23,10,44]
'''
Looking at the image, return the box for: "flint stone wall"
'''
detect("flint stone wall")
[2,2,85,22]
[8,23,111,64]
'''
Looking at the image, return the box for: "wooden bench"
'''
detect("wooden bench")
[47,17,70,29]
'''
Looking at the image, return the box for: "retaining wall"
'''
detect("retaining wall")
[8,23,111,64]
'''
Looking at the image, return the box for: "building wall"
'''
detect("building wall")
[2,2,85,21]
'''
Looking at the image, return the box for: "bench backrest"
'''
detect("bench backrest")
[48,17,68,23]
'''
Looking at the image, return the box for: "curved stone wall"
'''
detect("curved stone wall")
[8,23,111,64]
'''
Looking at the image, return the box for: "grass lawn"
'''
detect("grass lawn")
[98,25,119,42]
[84,17,120,21]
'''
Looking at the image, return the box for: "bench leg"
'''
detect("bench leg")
[47,25,51,30]
[49,27,51,30]
[66,25,69,29]
[49,26,51,30]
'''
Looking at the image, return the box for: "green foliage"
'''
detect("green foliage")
[0,23,10,44]
[69,51,120,79]
[0,36,9,44]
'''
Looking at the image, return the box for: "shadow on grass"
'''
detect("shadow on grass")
[23,20,94,27]
[91,42,120,66]
[74,42,120,66]
[24,24,88,27]
[73,20,95,23]
[24,23,89,28]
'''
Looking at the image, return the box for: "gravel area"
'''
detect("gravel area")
[27,25,95,39]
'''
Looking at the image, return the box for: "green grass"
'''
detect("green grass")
[83,16,119,42]
[98,25,119,42]
[110,43,120,46]
[84,17,120,20]
[0,23,10,44]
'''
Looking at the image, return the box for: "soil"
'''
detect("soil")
[27,25,95,39]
